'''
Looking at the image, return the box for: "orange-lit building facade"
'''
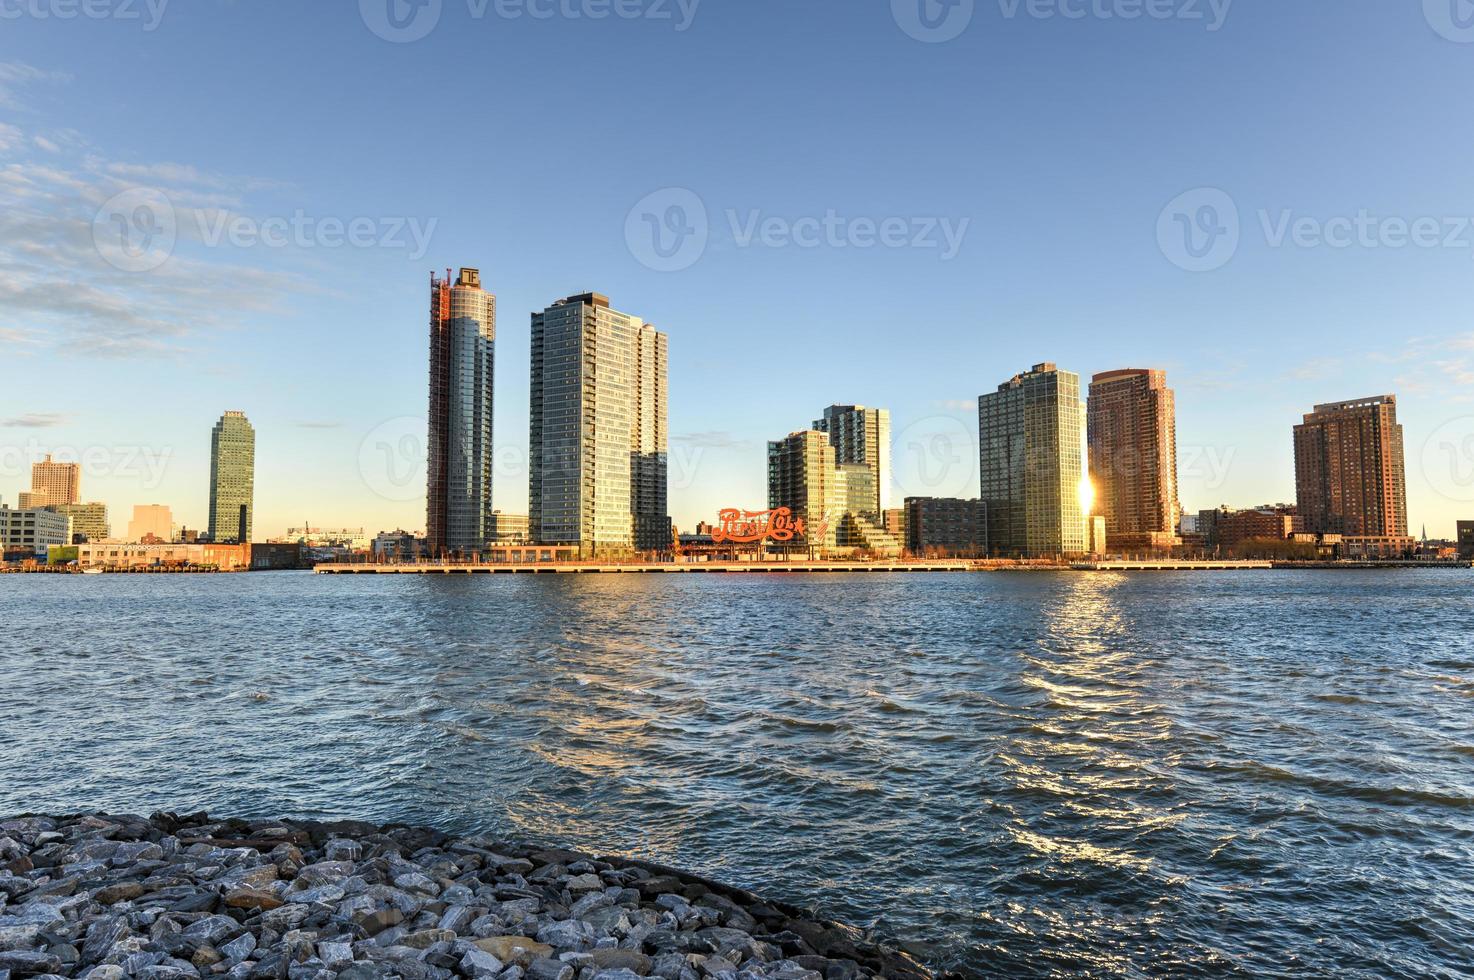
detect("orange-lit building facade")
[1293,396,1408,537]
[1087,368,1181,552]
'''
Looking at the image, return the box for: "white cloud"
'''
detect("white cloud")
[0,61,71,109]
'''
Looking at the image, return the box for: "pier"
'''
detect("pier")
[1073,560,1273,571]
[314,560,981,575]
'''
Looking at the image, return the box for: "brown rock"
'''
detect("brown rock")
[239,866,279,889]
[354,908,404,936]
[591,948,652,973]
[94,882,144,905]
[474,936,553,965]
[224,887,282,910]
[191,945,224,969]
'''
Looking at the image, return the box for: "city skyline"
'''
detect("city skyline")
[3,343,1466,545]
[5,5,1474,541]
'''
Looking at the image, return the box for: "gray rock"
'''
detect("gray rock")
[457,947,502,977]
[111,843,165,866]
[183,916,241,945]
[0,950,63,976]
[534,921,596,952]
[437,906,475,934]
[220,933,258,964]
[525,960,572,980]
[590,949,650,974]
[323,841,361,863]
[317,942,353,969]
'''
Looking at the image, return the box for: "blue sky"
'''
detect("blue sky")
[3,0,1474,538]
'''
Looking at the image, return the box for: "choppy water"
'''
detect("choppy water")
[2,571,1472,977]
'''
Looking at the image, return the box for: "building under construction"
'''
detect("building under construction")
[427,268,496,557]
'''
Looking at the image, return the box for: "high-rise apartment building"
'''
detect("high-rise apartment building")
[1087,369,1181,552]
[127,504,175,542]
[813,405,891,518]
[632,322,671,551]
[767,430,840,551]
[22,455,80,508]
[208,410,255,544]
[1293,396,1408,537]
[427,268,497,557]
[529,293,669,556]
[978,363,1086,557]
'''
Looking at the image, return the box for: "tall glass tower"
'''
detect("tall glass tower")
[978,363,1085,557]
[208,410,255,544]
[427,268,496,557]
[529,293,669,557]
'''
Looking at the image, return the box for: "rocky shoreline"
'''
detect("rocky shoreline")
[0,814,951,980]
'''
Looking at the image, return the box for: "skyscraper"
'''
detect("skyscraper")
[20,454,80,508]
[978,363,1086,557]
[632,321,671,551]
[427,268,496,556]
[767,430,840,551]
[208,410,255,544]
[529,293,669,557]
[1293,395,1408,537]
[813,405,891,518]
[1087,369,1181,552]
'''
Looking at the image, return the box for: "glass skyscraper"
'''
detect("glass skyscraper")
[208,410,255,544]
[427,268,496,557]
[978,363,1086,557]
[529,293,668,557]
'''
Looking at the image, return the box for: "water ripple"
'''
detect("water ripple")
[2,570,1473,977]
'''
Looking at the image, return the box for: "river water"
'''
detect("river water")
[2,571,1471,976]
